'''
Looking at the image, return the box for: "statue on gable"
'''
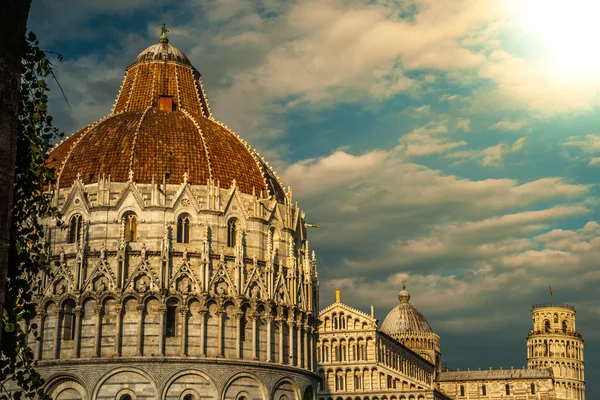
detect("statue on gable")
[178,277,192,293]
[100,243,106,260]
[216,281,228,296]
[251,285,261,299]
[138,278,148,293]
[140,243,147,260]
[56,281,66,295]
[59,247,65,264]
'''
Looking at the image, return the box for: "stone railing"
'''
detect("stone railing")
[531,303,575,311]
[527,329,582,338]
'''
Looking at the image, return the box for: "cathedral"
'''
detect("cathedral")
[30,27,585,400]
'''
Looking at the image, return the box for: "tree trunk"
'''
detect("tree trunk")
[0,0,32,344]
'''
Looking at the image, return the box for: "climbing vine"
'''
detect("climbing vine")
[0,31,62,399]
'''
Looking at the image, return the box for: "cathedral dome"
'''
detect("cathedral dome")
[381,283,434,336]
[48,27,285,201]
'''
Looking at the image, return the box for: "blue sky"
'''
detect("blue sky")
[29,0,599,395]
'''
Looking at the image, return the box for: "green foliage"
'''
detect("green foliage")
[0,31,63,399]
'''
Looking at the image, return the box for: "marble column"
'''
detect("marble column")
[265,315,273,362]
[297,322,303,368]
[136,304,144,356]
[216,308,225,357]
[72,306,82,358]
[250,312,258,360]
[287,320,296,366]
[93,305,103,357]
[53,309,63,359]
[180,306,189,356]
[114,305,123,356]
[277,318,284,364]
[158,305,166,356]
[198,309,207,357]
[35,312,47,360]
[304,325,310,369]
[233,310,243,359]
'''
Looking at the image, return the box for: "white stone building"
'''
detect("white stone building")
[34,27,319,400]
[316,288,451,400]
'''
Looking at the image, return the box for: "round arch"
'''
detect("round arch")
[222,372,268,400]
[91,366,157,400]
[162,370,218,400]
[45,374,88,400]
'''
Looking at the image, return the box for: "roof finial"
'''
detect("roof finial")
[160,23,169,43]
[335,288,341,303]
[401,279,407,290]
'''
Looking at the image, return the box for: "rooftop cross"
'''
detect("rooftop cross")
[160,23,169,43]
[401,279,407,290]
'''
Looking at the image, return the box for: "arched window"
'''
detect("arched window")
[62,300,76,340]
[562,320,568,333]
[505,384,510,395]
[177,214,190,243]
[227,218,238,247]
[119,395,132,400]
[460,385,464,397]
[183,395,194,400]
[554,314,559,323]
[166,303,177,337]
[481,385,486,395]
[531,383,536,394]
[68,214,83,243]
[544,320,551,332]
[123,213,137,242]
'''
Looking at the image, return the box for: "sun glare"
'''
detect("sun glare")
[515,0,600,80]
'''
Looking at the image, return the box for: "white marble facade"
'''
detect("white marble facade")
[37,177,319,400]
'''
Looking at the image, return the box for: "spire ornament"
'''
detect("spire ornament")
[160,23,169,43]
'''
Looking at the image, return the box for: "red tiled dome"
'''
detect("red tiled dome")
[48,35,284,201]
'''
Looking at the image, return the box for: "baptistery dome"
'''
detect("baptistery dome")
[36,27,319,400]
[381,283,442,372]
[48,28,284,201]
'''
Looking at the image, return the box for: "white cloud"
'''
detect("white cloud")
[491,119,530,132]
[447,137,526,167]
[398,122,466,156]
[456,118,471,132]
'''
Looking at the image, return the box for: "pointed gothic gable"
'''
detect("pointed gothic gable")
[171,181,202,213]
[222,181,250,221]
[83,259,118,293]
[45,262,77,296]
[243,263,267,298]
[168,260,202,293]
[113,181,146,210]
[60,178,91,215]
[272,268,291,303]
[209,259,236,294]
[123,258,161,292]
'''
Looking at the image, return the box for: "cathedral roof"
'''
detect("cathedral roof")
[438,368,553,381]
[380,283,435,337]
[48,26,285,202]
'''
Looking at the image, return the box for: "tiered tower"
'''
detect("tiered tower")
[527,303,585,400]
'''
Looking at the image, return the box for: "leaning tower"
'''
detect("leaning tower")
[527,303,585,400]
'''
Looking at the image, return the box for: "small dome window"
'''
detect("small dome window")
[227,218,238,247]
[123,212,137,242]
[68,214,83,243]
[177,214,190,243]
